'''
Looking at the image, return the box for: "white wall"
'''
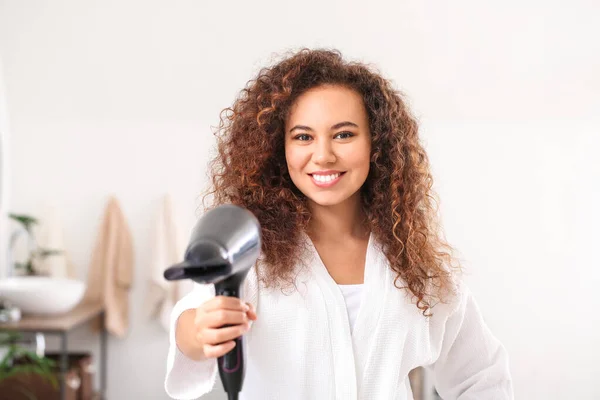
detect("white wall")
[422,120,600,399]
[0,58,10,280]
[0,1,598,399]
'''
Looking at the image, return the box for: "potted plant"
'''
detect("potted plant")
[8,213,62,276]
[0,332,57,399]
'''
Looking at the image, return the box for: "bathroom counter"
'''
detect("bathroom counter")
[0,302,107,400]
[0,301,104,332]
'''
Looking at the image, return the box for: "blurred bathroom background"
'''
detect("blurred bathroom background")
[0,1,599,399]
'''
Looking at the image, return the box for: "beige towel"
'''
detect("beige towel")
[146,194,191,331]
[83,196,134,338]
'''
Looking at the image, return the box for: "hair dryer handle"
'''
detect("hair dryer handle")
[215,283,245,398]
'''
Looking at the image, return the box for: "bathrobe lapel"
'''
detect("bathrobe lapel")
[305,233,389,400]
[352,237,400,398]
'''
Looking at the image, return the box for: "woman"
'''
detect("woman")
[165,49,513,400]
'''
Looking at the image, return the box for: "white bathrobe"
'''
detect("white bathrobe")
[164,234,513,400]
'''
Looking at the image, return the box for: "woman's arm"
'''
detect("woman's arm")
[430,285,514,400]
[164,283,218,400]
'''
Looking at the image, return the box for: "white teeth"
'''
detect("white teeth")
[312,173,340,183]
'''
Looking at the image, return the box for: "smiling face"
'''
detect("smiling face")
[284,85,372,208]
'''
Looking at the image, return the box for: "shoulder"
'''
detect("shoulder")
[423,277,469,322]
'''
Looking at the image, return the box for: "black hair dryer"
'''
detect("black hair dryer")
[163,204,261,400]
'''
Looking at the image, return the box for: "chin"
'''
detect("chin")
[305,193,352,208]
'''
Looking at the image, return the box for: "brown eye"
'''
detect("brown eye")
[294,134,312,141]
[334,131,354,139]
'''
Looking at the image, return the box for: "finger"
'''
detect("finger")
[200,324,250,345]
[203,341,236,359]
[203,309,248,328]
[200,296,249,313]
[245,303,258,321]
[246,310,257,321]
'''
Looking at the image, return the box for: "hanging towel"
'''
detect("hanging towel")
[34,204,76,279]
[83,196,134,338]
[146,194,191,331]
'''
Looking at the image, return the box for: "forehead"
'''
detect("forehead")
[286,85,368,126]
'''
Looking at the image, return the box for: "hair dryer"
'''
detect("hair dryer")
[163,204,261,400]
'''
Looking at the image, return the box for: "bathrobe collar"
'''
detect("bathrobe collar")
[302,232,392,399]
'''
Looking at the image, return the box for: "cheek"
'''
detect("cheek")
[346,143,371,171]
[349,144,371,187]
[285,145,306,173]
[361,140,372,168]
[284,143,294,170]
[285,150,309,190]
[359,146,371,168]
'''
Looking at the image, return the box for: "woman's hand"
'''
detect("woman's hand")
[175,296,257,361]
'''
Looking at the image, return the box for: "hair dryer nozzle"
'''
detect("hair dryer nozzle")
[163,204,261,286]
[163,258,231,282]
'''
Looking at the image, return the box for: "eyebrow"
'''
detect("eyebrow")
[289,121,359,134]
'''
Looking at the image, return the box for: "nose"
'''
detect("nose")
[312,139,336,165]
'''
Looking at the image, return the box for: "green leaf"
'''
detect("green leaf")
[0,336,59,388]
[34,248,63,258]
[0,332,22,346]
[8,213,39,232]
[13,262,27,270]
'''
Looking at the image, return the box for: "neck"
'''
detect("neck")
[307,194,368,243]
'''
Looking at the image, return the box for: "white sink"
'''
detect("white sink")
[0,276,86,315]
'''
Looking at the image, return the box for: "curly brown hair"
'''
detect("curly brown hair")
[205,48,460,315]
